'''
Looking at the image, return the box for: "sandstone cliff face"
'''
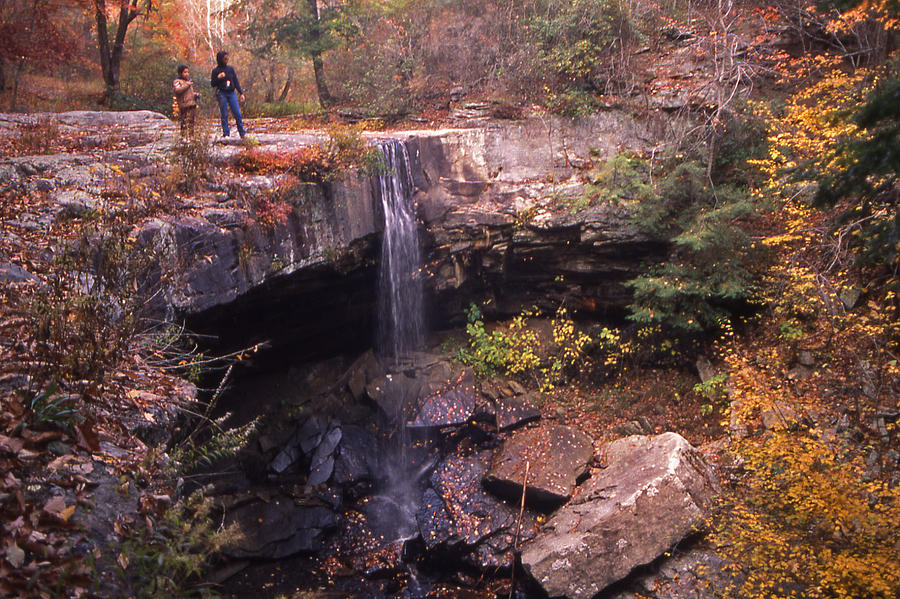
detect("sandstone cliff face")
[141,113,669,354]
[1,111,670,357]
[397,115,666,323]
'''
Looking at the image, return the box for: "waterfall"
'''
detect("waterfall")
[376,140,424,364]
[370,139,428,547]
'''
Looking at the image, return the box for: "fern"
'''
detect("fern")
[172,416,259,471]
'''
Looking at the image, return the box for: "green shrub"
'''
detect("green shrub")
[454,303,591,390]
[583,150,652,207]
[816,75,900,272]
[544,88,600,117]
[119,35,179,111]
[118,491,231,598]
[608,156,760,333]
[25,218,163,393]
[171,417,259,472]
[529,0,636,97]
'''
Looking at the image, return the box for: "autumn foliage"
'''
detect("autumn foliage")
[698,5,900,591]
[234,126,379,183]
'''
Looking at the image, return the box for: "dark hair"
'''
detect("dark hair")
[216,51,228,67]
[177,64,189,76]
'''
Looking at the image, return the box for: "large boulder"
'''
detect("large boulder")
[366,371,424,423]
[417,450,537,569]
[483,425,593,508]
[520,432,719,599]
[407,369,478,428]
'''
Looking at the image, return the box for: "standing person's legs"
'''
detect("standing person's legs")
[179,109,188,137]
[225,91,245,138]
[216,91,231,137]
[184,106,196,137]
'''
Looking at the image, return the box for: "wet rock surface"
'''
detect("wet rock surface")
[184,347,733,599]
[223,493,337,559]
[418,450,537,569]
[333,495,412,575]
[408,370,479,428]
[333,425,380,489]
[478,381,542,431]
[484,425,593,508]
[367,371,425,423]
[520,433,719,599]
[491,394,541,431]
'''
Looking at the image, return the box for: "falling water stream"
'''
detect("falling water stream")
[371,139,430,552]
[216,140,440,597]
[377,139,425,364]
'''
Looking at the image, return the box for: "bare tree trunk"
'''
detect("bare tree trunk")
[107,3,134,91]
[94,2,113,97]
[278,68,293,102]
[94,0,145,103]
[306,0,333,107]
[311,54,333,107]
[265,63,276,103]
[10,59,24,111]
[9,0,39,110]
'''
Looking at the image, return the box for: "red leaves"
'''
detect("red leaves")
[0,0,77,68]
[248,191,293,230]
[233,145,337,183]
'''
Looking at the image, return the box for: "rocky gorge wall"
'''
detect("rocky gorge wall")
[0,110,672,359]
[0,111,722,599]
[180,112,672,357]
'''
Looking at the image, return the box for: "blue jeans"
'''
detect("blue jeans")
[216,90,245,138]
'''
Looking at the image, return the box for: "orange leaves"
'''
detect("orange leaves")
[233,143,339,182]
[233,147,305,175]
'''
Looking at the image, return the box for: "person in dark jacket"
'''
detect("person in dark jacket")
[210,50,245,138]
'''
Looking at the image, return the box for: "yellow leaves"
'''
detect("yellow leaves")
[752,62,876,202]
[459,305,594,391]
[760,233,803,247]
[715,332,900,598]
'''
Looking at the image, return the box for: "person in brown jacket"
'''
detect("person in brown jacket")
[173,65,200,137]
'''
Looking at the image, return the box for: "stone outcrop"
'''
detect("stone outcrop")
[407,369,479,428]
[223,494,337,559]
[395,121,666,322]
[490,394,541,430]
[1,110,669,359]
[483,425,593,508]
[181,115,669,351]
[520,432,719,599]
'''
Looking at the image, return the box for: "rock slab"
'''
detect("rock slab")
[417,450,536,569]
[520,432,718,599]
[483,425,593,508]
[224,496,336,559]
[407,369,478,428]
